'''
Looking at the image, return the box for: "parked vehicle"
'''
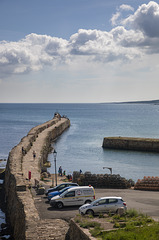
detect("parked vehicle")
[48,186,72,201]
[79,196,127,215]
[45,182,78,196]
[50,186,95,209]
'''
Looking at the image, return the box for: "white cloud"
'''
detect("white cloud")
[1,1,159,80]
[123,1,159,37]
[0,33,70,78]
[69,28,142,62]
[111,12,121,26]
[119,4,134,12]
[111,4,134,26]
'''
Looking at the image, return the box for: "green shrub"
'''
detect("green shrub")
[126,208,139,218]
[80,220,101,229]
[113,222,120,228]
[90,225,103,237]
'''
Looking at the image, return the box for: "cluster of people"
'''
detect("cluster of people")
[58,167,82,181]
[66,174,72,181]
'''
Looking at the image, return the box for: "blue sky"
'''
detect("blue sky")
[0,0,159,103]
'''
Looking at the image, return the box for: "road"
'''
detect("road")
[32,187,159,222]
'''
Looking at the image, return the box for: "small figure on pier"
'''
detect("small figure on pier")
[22,147,26,155]
[33,150,36,160]
[58,166,62,176]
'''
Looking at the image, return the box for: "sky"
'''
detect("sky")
[0,0,159,103]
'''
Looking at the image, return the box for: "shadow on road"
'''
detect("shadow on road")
[47,206,79,212]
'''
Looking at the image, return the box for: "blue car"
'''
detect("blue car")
[48,186,73,201]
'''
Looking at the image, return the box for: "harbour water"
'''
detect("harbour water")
[1,103,159,181]
[1,102,159,237]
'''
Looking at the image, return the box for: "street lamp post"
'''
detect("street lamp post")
[53,149,57,186]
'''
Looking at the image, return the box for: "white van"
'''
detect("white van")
[50,186,95,209]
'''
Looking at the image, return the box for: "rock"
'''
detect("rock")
[116,207,125,216]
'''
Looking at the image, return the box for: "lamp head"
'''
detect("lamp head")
[53,149,57,157]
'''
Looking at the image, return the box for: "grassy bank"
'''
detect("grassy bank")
[75,209,159,240]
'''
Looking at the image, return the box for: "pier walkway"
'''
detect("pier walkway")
[22,118,67,184]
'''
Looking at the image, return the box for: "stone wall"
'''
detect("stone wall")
[66,219,95,240]
[4,115,70,240]
[102,137,159,152]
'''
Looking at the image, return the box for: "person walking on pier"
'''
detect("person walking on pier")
[58,166,62,176]
[33,150,36,160]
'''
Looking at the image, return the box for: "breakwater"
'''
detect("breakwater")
[4,114,70,240]
[102,137,159,152]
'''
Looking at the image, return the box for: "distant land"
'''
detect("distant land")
[105,99,159,104]
[120,99,159,104]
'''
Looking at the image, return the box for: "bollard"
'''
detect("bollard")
[28,171,31,181]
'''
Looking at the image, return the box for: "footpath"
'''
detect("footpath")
[22,117,67,185]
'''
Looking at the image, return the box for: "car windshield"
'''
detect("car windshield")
[48,187,56,192]
[60,189,69,197]
[59,187,68,194]
[92,199,99,204]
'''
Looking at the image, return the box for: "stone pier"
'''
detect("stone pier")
[102,137,159,152]
[4,114,70,240]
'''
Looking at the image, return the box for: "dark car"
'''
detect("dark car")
[47,186,73,201]
[45,182,78,196]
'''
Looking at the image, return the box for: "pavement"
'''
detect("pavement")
[32,175,159,222]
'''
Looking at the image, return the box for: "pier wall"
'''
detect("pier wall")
[4,116,70,240]
[102,137,159,152]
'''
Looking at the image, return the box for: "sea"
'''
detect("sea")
[1,103,159,235]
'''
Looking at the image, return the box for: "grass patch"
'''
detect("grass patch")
[98,223,159,240]
[76,209,158,240]
[75,214,101,229]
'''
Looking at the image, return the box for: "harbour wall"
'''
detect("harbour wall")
[102,137,159,152]
[4,115,70,240]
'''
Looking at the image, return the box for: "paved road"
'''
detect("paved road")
[32,188,159,222]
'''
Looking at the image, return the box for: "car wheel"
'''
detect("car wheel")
[56,202,63,209]
[85,200,91,204]
[86,209,94,216]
